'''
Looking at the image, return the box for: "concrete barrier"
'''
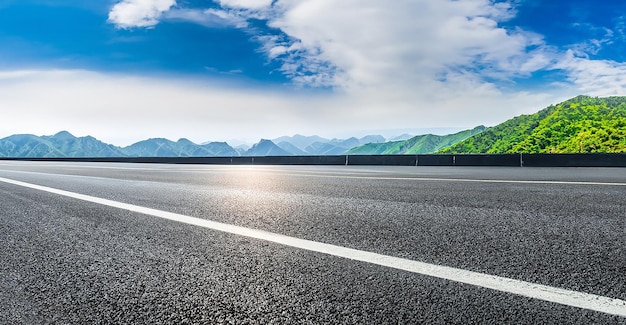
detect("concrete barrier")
[521,153,626,167]
[318,156,350,165]
[347,155,416,166]
[2,153,625,167]
[249,156,346,165]
[229,157,254,165]
[345,155,383,165]
[455,154,521,167]
[416,155,455,166]
[174,157,234,164]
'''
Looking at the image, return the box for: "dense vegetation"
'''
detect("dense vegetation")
[441,95,626,153]
[347,126,486,154]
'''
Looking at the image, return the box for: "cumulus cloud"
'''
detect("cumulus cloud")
[556,50,626,96]
[165,8,247,28]
[216,0,626,98]
[217,0,273,10]
[209,0,555,94]
[108,0,176,29]
[105,0,626,98]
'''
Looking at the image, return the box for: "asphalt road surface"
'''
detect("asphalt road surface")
[0,161,624,324]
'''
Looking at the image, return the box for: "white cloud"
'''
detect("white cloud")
[108,0,176,29]
[0,69,559,146]
[217,0,273,10]
[165,8,247,28]
[212,0,555,95]
[215,0,626,99]
[105,0,563,95]
[105,0,626,100]
[556,51,626,96]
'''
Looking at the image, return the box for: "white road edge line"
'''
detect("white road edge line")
[1,176,624,317]
[281,173,626,186]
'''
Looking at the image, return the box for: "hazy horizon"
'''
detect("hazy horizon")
[3,126,473,148]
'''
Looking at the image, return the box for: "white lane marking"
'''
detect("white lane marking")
[1,176,624,317]
[2,163,625,187]
[279,173,626,186]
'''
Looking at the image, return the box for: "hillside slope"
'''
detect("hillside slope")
[43,131,127,157]
[347,126,486,154]
[273,134,385,155]
[441,96,626,153]
[0,132,125,158]
[0,132,241,158]
[0,134,63,158]
[245,139,291,156]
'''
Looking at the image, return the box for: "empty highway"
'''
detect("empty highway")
[0,161,624,324]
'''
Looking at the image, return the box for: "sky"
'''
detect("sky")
[1,0,626,146]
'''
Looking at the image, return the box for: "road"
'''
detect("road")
[0,161,624,324]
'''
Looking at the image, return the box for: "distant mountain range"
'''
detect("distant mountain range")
[123,138,239,157]
[273,134,386,155]
[0,131,240,158]
[0,132,124,158]
[1,95,622,158]
[0,131,409,158]
[346,126,486,154]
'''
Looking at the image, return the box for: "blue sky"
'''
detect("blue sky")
[1,0,626,145]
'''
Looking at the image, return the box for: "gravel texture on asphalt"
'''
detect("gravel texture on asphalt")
[0,162,624,324]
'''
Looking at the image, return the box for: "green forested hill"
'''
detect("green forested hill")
[441,95,626,153]
[346,126,486,154]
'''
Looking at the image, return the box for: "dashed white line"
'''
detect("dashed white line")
[0,176,625,317]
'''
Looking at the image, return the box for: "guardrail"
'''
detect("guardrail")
[2,153,625,167]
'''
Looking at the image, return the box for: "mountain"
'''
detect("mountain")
[272,134,328,151]
[345,140,406,155]
[232,145,249,156]
[245,139,291,156]
[43,131,126,157]
[0,134,63,158]
[0,132,243,158]
[121,138,241,157]
[388,134,414,141]
[356,135,386,144]
[304,135,386,155]
[201,142,240,156]
[347,126,487,154]
[304,142,347,155]
[441,95,626,153]
[276,141,308,155]
[123,138,194,157]
[0,131,126,158]
[330,137,360,149]
[273,134,387,155]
